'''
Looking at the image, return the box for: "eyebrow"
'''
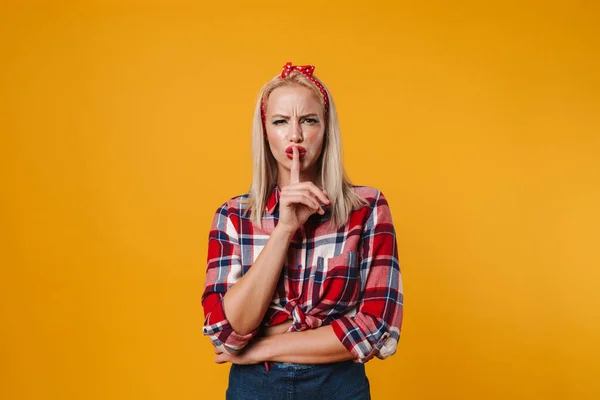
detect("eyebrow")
[271,113,320,119]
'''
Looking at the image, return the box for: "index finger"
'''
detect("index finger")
[290,146,300,184]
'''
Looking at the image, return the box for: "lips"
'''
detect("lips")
[285,146,306,159]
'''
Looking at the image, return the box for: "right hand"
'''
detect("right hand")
[277,146,331,234]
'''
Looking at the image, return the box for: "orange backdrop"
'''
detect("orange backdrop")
[1,1,599,399]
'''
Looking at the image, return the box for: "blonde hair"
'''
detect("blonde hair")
[242,70,369,229]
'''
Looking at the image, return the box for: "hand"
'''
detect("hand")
[277,146,331,233]
[214,337,270,365]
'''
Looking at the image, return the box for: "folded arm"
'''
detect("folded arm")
[329,190,403,363]
[202,203,295,355]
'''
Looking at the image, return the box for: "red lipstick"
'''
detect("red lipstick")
[285,146,306,159]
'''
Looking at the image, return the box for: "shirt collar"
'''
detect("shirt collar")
[266,184,280,216]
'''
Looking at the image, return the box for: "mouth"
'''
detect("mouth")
[285,146,306,159]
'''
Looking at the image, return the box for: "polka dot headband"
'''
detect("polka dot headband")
[260,62,330,130]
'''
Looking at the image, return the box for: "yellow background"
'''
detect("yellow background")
[1,1,599,399]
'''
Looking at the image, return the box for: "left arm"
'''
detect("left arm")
[214,325,355,364]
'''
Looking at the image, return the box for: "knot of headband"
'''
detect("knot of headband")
[261,62,329,130]
[280,63,315,78]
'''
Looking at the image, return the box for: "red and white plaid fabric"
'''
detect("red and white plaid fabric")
[202,185,403,371]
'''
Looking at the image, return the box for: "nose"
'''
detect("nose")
[288,119,303,142]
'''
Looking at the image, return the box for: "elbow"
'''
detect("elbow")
[354,330,400,363]
[374,330,399,360]
[228,318,258,337]
[330,312,402,364]
[202,295,259,353]
[202,317,258,355]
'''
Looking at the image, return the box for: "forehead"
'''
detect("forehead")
[266,85,321,113]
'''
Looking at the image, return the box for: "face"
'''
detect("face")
[264,85,326,184]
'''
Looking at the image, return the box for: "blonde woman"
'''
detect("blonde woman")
[202,62,403,399]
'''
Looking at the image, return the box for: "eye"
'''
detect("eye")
[271,119,287,125]
[302,118,319,124]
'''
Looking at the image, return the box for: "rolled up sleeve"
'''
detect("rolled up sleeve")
[201,204,258,354]
[330,190,403,363]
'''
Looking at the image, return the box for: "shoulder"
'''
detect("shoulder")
[350,185,389,206]
[209,192,250,233]
[214,192,251,217]
[350,185,395,224]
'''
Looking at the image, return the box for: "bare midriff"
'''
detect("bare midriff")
[260,319,293,337]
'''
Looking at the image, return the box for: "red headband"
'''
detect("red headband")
[261,62,329,131]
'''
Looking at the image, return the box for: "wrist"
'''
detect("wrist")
[273,223,297,240]
[257,334,279,361]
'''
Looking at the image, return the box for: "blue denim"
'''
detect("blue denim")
[226,360,371,400]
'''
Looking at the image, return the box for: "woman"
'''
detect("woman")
[202,62,403,399]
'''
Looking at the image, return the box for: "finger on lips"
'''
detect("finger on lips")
[291,146,300,184]
[287,146,330,214]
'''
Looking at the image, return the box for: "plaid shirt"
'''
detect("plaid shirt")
[201,185,403,372]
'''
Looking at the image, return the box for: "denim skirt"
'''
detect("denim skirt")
[226,360,371,400]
